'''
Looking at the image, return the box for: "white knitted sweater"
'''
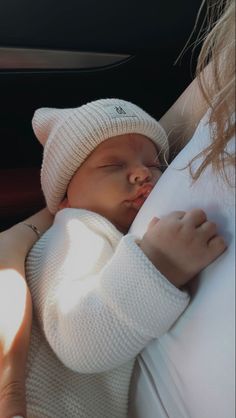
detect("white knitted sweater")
[26,208,190,418]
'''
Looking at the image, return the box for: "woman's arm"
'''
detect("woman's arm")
[159,73,209,157]
[0,208,53,418]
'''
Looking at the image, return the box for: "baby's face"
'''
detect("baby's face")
[65,133,162,233]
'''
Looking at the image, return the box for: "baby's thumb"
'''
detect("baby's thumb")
[147,216,160,231]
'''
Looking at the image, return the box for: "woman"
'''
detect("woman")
[128,1,235,416]
[0,0,235,417]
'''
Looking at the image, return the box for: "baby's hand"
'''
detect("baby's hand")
[139,209,227,288]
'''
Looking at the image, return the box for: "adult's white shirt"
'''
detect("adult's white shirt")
[128,111,235,418]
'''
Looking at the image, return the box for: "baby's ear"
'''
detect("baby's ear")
[58,197,70,211]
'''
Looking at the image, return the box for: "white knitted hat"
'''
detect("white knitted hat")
[32,98,169,214]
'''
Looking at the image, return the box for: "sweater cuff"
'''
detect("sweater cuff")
[100,234,190,338]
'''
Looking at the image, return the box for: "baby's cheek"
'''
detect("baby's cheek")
[156,170,163,182]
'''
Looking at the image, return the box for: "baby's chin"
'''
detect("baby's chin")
[113,210,138,234]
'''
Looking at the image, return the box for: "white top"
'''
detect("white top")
[128,112,235,418]
[26,209,189,418]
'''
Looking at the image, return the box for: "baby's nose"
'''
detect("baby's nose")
[129,165,152,184]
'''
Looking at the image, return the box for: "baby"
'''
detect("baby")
[25,98,226,418]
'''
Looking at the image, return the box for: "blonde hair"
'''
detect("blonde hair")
[191,0,235,180]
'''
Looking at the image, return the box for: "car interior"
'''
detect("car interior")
[0,0,204,231]
[1,3,235,418]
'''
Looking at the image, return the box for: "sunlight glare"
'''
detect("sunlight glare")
[0,269,28,354]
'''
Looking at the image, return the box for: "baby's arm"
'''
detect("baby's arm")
[27,209,226,375]
[139,208,226,288]
[27,209,190,374]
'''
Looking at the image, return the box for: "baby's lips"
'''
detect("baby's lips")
[130,185,154,209]
[133,183,153,200]
[131,195,146,210]
[143,187,152,198]
[124,183,154,209]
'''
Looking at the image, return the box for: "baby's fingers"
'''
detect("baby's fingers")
[183,208,207,227]
[208,235,227,259]
[146,216,160,231]
[198,221,217,241]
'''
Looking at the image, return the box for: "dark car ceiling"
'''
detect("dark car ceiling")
[0,0,202,53]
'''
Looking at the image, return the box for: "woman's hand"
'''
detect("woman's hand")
[0,208,53,418]
[0,227,33,418]
[0,269,32,418]
[139,209,227,288]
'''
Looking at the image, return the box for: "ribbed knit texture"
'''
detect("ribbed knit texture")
[32,99,169,213]
[26,209,189,418]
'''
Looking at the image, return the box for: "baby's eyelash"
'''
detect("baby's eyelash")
[100,163,123,168]
[147,163,160,168]
[152,156,167,172]
[157,164,167,173]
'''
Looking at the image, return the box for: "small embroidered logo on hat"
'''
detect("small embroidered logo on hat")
[105,103,138,119]
[115,106,126,115]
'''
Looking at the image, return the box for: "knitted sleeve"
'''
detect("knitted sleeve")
[26,210,190,374]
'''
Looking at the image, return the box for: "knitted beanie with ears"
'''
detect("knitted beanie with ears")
[32,98,169,214]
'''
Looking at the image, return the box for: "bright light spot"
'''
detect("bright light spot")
[0,269,28,354]
[55,221,112,315]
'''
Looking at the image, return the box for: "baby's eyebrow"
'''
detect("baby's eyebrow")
[98,153,123,163]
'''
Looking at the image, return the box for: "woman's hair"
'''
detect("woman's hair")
[191,0,235,180]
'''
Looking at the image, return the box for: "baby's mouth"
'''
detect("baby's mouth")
[126,184,153,210]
